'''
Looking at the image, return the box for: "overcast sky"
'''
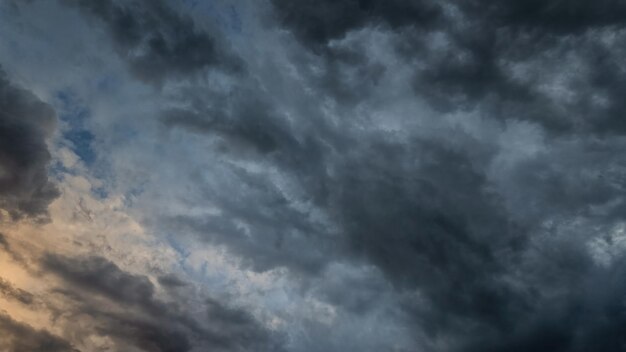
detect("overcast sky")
[1,0,626,351]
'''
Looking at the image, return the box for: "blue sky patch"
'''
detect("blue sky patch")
[54,90,96,166]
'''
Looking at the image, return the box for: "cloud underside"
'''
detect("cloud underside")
[0,68,59,220]
[2,0,626,351]
[159,1,626,350]
[40,254,283,352]
[0,313,77,352]
[0,238,282,352]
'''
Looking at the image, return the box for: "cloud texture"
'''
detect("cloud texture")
[1,0,626,351]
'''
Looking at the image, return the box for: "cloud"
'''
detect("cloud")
[0,68,59,221]
[3,0,626,351]
[271,0,626,135]
[0,313,78,352]
[41,253,284,352]
[0,277,35,305]
[150,2,626,350]
[60,0,243,84]
[271,0,442,49]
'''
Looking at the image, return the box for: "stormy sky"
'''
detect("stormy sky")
[1,0,626,351]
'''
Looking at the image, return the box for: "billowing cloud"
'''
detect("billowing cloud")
[60,0,243,84]
[0,68,59,221]
[2,0,626,351]
[41,254,283,352]
[0,313,78,352]
[0,277,35,306]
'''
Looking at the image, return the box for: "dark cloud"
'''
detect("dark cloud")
[0,313,78,352]
[0,277,35,305]
[0,232,27,265]
[150,1,626,350]
[60,0,243,84]
[4,0,626,351]
[460,255,626,352]
[0,68,59,221]
[42,254,283,352]
[157,274,187,288]
[461,0,626,34]
[161,97,290,155]
[272,0,626,135]
[0,232,8,251]
[42,254,156,308]
[271,0,442,50]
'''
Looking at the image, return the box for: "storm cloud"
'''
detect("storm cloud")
[61,0,244,84]
[0,68,59,221]
[2,0,626,351]
[0,313,77,352]
[42,254,284,352]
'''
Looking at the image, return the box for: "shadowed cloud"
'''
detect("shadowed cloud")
[0,67,59,221]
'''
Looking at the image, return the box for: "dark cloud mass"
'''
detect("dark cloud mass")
[61,0,243,84]
[42,254,283,352]
[0,313,77,352]
[271,0,442,49]
[0,68,59,221]
[0,277,35,305]
[156,1,626,350]
[4,0,626,351]
[272,0,626,135]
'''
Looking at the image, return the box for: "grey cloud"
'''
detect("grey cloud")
[157,274,187,288]
[42,254,284,352]
[0,232,27,264]
[0,67,59,221]
[271,0,626,135]
[5,0,626,351]
[0,313,78,352]
[460,0,626,34]
[152,2,626,350]
[60,0,243,84]
[42,254,156,308]
[271,0,442,50]
[0,277,35,305]
[0,232,8,251]
[461,255,626,352]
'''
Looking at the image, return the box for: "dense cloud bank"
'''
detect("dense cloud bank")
[0,313,77,352]
[2,0,626,351]
[169,1,626,350]
[41,254,283,352]
[0,68,59,220]
[62,0,243,84]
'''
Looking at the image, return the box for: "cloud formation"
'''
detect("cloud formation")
[0,68,59,221]
[41,254,283,352]
[2,0,626,351]
[62,0,243,84]
[0,313,77,352]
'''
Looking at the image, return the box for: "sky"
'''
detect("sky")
[1,0,626,351]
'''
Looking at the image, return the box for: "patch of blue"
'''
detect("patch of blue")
[54,90,96,166]
[166,234,191,258]
[65,128,96,165]
[92,186,109,199]
[49,159,68,179]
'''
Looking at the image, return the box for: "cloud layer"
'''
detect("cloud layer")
[1,0,626,351]
[0,68,59,221]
